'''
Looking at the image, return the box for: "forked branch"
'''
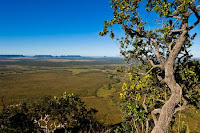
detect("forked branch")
[188,5,200,30]
[146,59,164,74]
[174,97,188,114]
[151,108,161,125]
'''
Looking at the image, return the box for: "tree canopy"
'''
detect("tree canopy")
[0,92,98,133]
[100,0,200,132]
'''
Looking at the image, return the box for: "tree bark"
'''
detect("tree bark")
[151,83,182,133]
[151,22,188,133]
[151,61,182,133]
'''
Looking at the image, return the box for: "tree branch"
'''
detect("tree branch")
[133,119,139,133]
[171,29,183,33]
[157,74,165,83]
[125,27,165,64]
[146,65,163,74]
[146,67,154,74]
[189,5,200,18]
[145,118,149,133]
[155,98,166,103]
[188,19,200,30]
[151,108,161,125]
[150,38,165,64]
[146,59,164,74]
[188,4,200,30]
[188,5,200,15]
[174,97,188,114]
[167,15,181,19]
[168,38,175,52]
[148,59,156,66]
[197,5,200,11]
[171,19,179,28]
[166,22,188,67]
[142,94,148,112]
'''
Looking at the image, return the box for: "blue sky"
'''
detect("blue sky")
[0,0,199,57]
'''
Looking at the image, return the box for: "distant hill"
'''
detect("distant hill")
[34,55,53,58]
[60,55,81,57]
[34,55,81,58]
[0,55,24,57]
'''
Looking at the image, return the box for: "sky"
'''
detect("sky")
[0,0,199,57]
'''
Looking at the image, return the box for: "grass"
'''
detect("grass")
[170,107,200,132]
[0,57,124,125]
[82,95,122,125]
[0,68,111,102]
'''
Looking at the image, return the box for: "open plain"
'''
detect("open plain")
[0,57,124,125]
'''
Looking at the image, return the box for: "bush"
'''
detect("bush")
[0,92,98,132]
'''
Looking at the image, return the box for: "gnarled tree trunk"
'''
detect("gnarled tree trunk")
[151,62,182,133]
[151,83,182,133]
[151,23,188,133]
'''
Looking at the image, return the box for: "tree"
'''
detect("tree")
[0,92,98,132]
[100,0,200,132]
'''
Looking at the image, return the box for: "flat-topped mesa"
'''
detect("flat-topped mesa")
[60,55,81,57]
[34,55,53,58]
[0,55,25,57]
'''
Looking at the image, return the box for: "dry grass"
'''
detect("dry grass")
[0,59,124,125]
[46,59,94,62]
[0,60,16,62]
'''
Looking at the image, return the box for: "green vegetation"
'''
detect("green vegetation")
[0,57,124,126]
[0,92,99,132]
[100,0,200,132]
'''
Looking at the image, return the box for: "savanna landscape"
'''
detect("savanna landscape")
[0,57,124,126]
[1,0,200,132]
[1,56,200,132]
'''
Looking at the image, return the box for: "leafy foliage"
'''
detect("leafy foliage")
[100,0,200,132]
[0,92,98,132]
[115,60,200,132]
[0,101,36,133]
